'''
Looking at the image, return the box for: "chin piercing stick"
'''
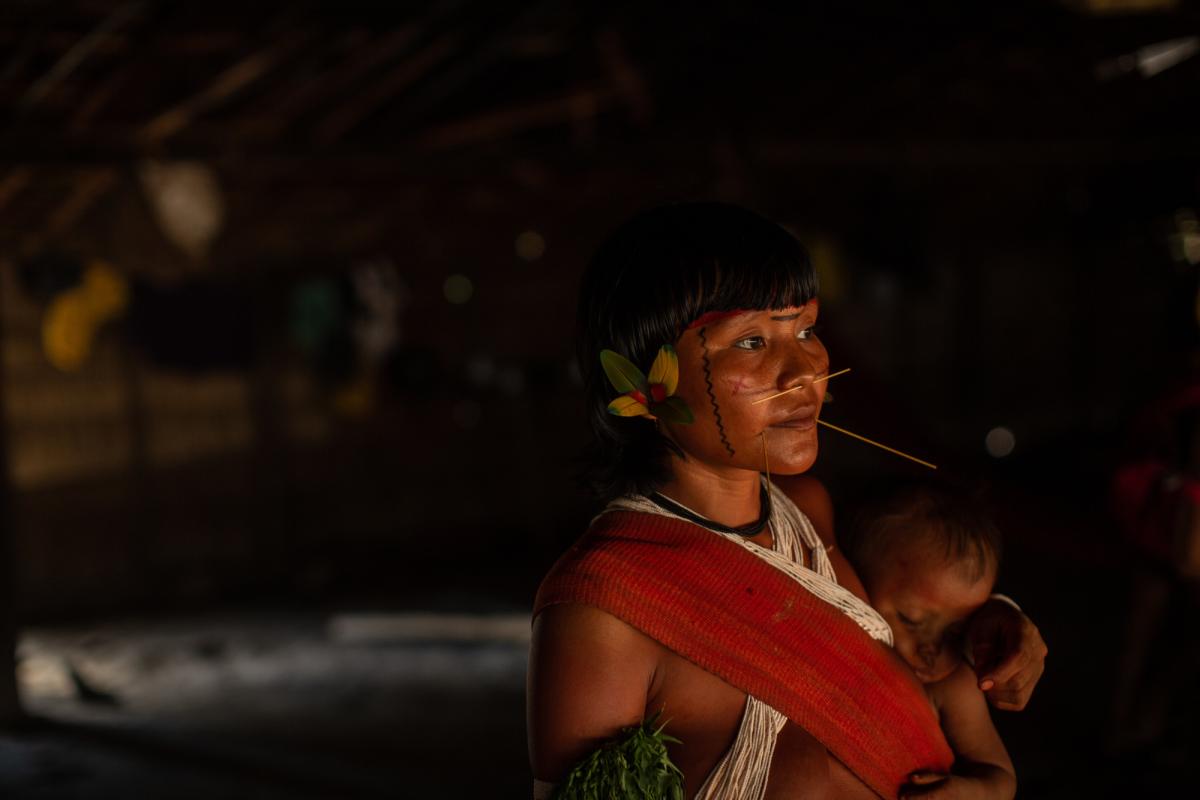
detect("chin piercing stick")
[752,367,851,405]
[758,431,768,482]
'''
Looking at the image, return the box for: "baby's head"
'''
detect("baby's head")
[846,482,1002,683]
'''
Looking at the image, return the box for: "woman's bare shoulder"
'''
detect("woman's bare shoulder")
[534,603,660,657]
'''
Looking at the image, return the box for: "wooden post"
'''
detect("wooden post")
[0,259,23,727]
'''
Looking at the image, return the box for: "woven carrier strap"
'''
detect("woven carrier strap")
[612,482,891,799]
[535,481,952,799]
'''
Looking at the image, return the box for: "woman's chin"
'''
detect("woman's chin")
[765,447,817,475]
[770,463,815,477]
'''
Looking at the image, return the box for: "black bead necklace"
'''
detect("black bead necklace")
[650,482,772,537]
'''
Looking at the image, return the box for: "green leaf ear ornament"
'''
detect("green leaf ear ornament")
[600,346,694,425]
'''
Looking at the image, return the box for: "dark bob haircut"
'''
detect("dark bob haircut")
[577,202,818,498]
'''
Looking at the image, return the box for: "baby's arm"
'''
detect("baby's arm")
[914,663,1016,799]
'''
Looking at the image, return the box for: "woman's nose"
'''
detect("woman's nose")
[776,343,820,390]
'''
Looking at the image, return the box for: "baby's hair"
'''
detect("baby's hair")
[845,480,1003,585]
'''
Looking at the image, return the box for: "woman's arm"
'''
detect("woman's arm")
[527,604,660,784]
[965,599,1048,711]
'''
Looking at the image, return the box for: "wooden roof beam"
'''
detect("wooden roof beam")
[236,26,428,142]
[416,87,615,152]
[0,167,32,215]
[19,2,145,111]
[24,167,117,252]
[139,31,309,146]
[0,29,245,56]
[70,60,140,134]
[312,32,460,146]
[596,28,652,124]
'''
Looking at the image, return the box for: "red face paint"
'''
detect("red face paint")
[728,377,751,395]
[685,309,749,330]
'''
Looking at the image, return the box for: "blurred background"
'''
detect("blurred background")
[0,0,1196,797]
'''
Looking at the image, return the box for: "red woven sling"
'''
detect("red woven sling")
[534,510,954,799]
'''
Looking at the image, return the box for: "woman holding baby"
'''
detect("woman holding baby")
[527,203,1046,799]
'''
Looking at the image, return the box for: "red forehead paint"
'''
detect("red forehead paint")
[685,309,749,330]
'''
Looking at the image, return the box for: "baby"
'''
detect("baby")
[845,483,1017,800]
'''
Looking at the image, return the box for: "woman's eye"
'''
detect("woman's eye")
[896,612,919,628]
[733,336,766,350]
[797,325,817,341]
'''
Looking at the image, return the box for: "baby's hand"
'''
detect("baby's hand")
[968,598,1047,711]
[900,772,1003,800]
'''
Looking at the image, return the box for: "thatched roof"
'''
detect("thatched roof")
[0,1,1194,267]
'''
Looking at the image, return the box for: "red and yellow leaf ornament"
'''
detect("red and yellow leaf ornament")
[600,346,694,424]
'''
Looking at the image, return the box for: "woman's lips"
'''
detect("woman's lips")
[770,407,817,430]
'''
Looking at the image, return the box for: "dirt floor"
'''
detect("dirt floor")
[3,612,530,798]
[0,534,1196,799]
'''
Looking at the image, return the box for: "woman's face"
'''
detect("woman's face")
[666,300,829,476]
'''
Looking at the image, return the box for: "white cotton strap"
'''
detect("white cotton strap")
[694,692,788,799]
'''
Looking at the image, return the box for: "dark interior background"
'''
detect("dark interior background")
[0,1,1197,797]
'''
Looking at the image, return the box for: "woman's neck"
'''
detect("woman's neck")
[656,457,764,529]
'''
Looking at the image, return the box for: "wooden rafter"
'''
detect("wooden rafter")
[596,28,652,124]
[26,167,116,251]
[70,61,136,133]
[139,31,309,146]
[416,87,615,151]
[237,26,424,142]
[19,2,144,111]
[312,32,460,145]
[0,28,244,56]
[381,2,565,133]
[0,27,40,84]
[0,168,32,215]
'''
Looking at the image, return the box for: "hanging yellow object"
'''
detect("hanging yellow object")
[81,260,129,320]
[43,289,95,372]
[41,260,130,371]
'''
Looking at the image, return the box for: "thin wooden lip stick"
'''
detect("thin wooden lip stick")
[815,418,938,470]
[752,368,851,405]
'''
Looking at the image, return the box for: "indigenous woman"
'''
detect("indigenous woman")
[528,203,1046,799]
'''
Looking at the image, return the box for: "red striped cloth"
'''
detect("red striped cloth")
[535,510,953,799]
